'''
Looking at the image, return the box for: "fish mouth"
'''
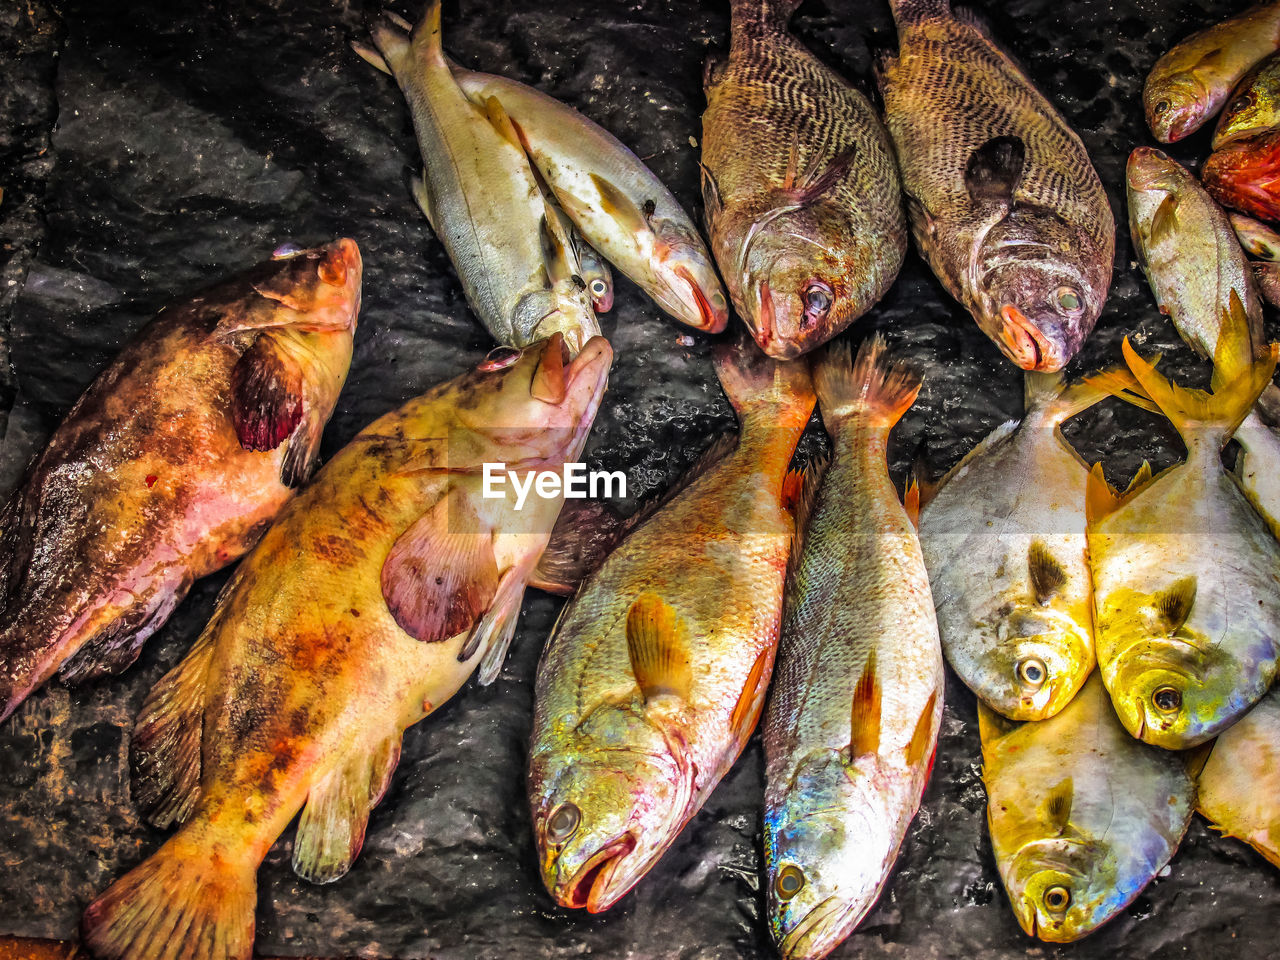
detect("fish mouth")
[673,265,728,333]
[561,832,637,913]
[754,279,776,349]
[778,895,855,960]
[997,304,1059,371]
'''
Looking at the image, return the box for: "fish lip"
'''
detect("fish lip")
[778,894,855,960]
[559,832,638,913]
[753,280,775,349]
[672,265,728,333]
[997,304,1059,371]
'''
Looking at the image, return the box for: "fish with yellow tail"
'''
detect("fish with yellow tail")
[981,673,1194,943]
[80,333,613,960]
[700,0,907,359]
[0,240,360,724]
[1086,305,1280,749]
[919,372,1105,722]
[528,337,815,912]
[762,338,942,960]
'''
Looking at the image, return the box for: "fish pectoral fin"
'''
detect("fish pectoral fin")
[904,690,939,768]
[131,625,215,830]
[381,489,500,644]
[230,331,307,452]
[1040,777,1074,837]
[1028,541,1069,606]
[848,651,882,758]
[293,735,403,884]
[411,169,437,232]
[590,172,652,236]
[1148,192,1180,246]
[1151,577,1197,633]
[529,500,632,597]
[906,194,938,241]
[462,563,530,685]
[964,135,1026,205]
[786,144,857,205]
[626,593,692,702]
[702,53,726,93]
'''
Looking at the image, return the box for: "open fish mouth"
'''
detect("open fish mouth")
[672,264,727,332]
[997,304,1058,371]
[561,832,638,913]
[778,894,855,960]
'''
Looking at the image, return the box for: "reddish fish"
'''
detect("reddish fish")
[1204,129,1280,224]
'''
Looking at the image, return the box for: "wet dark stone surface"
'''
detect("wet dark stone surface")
[0,0,1278,957]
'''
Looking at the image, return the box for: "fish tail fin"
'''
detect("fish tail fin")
[889,0,951,27]
[81,835,256,960]
[712,335,815,432]
[1024,370,1114,425]
[814,335,921,431]
[368,1,441,75]
[730,0,804,30]
[1081,365,1160,415]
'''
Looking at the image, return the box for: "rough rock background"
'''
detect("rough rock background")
[0,0,1276,957]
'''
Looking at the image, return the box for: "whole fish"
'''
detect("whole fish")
[763,339,942,960]
[700,0,906,359]
[1145,1,1280,143]
[1196,685,1280,868]
[1231,211,1280,259]
[81,333,614,960]
[0,240,360,723]
[879,0,1114,371]
[1215,50,1280,148]
[1204,128,1280,225]
[527,338,815,912]
[444,62,729,333]
[1087,307,1280,749]
[358,3,599,353]
[919,373,1103,722]
[980,673,1195,943]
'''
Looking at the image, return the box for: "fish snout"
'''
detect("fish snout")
[997,304,1062,371]
[670,264,729,333]
[777,895,855,960]
[554,831,638,913]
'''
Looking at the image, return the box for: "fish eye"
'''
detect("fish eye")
[590,279,608,297]
[1017,657,1047,689]
[803,282,833,320]
[775,864,806,901]
[1152,686,1182,714]
[1154,99,1170,115]
[1044,885,1071,913]
[1055,287,1082,314]
[1229,94,1255,113]
[479,345,522,371]
[546,802,581,843]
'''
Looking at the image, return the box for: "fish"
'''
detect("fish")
[919,372,1104,722]
[879,0,1114,372]
[1215,50,1280,149]
[700,0,907,359]
[80,333,614,960]
[980,672,1195,943]
[1231,211,1280,259]
[1195,685,1280,868]
[1256,259,1280,306]
[0,239,360,724]
[1204,128,1280,225]
[443,62,728,333]
[1086,304,1280,749]
[1145,1,1280,143]
[527,336,815,912]
[762,339,942,960]
[357,3,600,353]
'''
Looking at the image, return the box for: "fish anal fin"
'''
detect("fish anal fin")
[964,135,1026,204]
[465,565,529,685]
[904,690,939,767]
[230,331,306,452]
[849,651,882,758]
[381,491,499,644]
[1085,461,1122,525]
[1028,540,1068,606]
[626,593,692,702]
[729,646,772,741]
[1043,777,1074,836]
[590,172,651,236]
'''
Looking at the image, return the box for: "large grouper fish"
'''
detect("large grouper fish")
[80,333,613,960]
[700,0,907,360]
[878,0,1114,371]
[762,338,942,960]
[0,239,360,724]
[528,337,815,912]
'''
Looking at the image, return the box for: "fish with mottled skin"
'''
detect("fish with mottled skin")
[1196,685,1280,869]
[1204,128,1280,225]
[879,0,1114,371]
[0,239,360,724]
[357,3,599,353]
[1087,305,1280,749]
[1145,2,1280,143]
[528,337,814,912]
[1215,50,1280,148]
[80,333,613,960]
[980,673,1194,943]
[700,0,906,359]
[763,338,942,960]
[920,372,1104,722]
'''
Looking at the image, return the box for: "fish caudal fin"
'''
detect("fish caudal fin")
[1026,370,1114,425]
[366,1,441,77]
[814,335,921,431]
[81,836,256,960]
[712,334,815,431]
[1083,365,1160,416]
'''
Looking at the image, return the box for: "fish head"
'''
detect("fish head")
[1144,72,1209,143]
[1203,130,1280,222]
[650,218,729,332]
[1125,146,1188,201]
[974,211,1107,371]
[960,603,1095,722]
[1215,65,1280,148]
[578,251,615,313]
[765,750,895,960]
[1007,836,1114,943]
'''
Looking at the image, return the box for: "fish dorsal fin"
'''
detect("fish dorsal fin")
[1152,577,1196,633]
[849,651,882,758]
[381,489,499,643]
[1042,777,1074,836]
[590,172,651,236]
[1085,461,1122,525]
[1148,192,1180,246]
[230,331,305,452]
[1028,540,1068,605]
[1083,365,1160,416]
[905,690,939,767]
[729,646,772,741]
[964,135,1026,204]
[626,593,692,702]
